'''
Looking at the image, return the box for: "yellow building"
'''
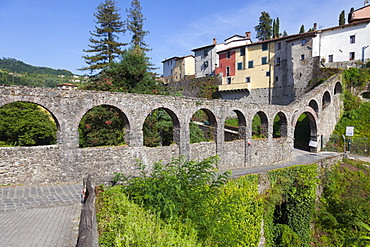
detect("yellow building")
[161,55,195,84]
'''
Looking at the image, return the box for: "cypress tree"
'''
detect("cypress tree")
[126,0,149,51]
[283,30,288,37]
[80,0,126,74]
[299,25,305,34]
[339,10,346,25]
[254,12,273,41]
[348,7,354,23]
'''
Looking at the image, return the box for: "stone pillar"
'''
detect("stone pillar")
[178,121,190,160]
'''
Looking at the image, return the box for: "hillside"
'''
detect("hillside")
[0,57,89,88]
[0,57,73,76]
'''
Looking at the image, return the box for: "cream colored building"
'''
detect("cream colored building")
[161,55,195,84]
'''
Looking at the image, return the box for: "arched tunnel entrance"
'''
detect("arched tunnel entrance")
[294,112,317,152]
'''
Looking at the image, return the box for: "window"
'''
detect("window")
[262,43,268,51]
[204,61,209,68]
[204,50,208,56]
[240,47,245,56]
[237,62,243,70]
[328,55,333,63]
[227,51,231,59]
[275,76,278,81]
[276,57,281,65]
[350,35,356,44]
[266,71,270,77]
[227,77,232,84]
[248,60,254,68]
[349,52,355,60]
[301,54,305,60]
[245,77,251,83]
[226,66,230,76]
[277,42,281,50]
[301,39,306,45]
[262,57,268,65]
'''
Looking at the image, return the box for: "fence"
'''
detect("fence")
[324,134,369,156]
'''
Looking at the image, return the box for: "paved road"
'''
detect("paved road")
[0,183,82,247]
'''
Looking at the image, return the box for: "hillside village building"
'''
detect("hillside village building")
[161,5,370,105]
[161,55,195,84]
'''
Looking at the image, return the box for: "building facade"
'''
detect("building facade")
[161,55,195,84]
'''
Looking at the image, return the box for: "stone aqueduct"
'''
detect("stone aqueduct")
[0,74,342,185]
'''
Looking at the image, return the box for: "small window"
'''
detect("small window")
[227,77,231,84]
[248,60,254,68]
[328,55,333,63]
[204,50,208,56]
[262,57,268,65]
[240,47,245,56]
[262,43,268,51]
[301,39,306,45]
[275,76,278,81]
[203,61,209,68]
[277,42,281,50]
[237,62,243,70]
[301,54,305,60]
[349,52,355,60]
[227,51,231,59]
[245,77,251,83]
[266,71,270,76]
[226,66,230,76]
[276,57,281,65]
[350,35,356,44]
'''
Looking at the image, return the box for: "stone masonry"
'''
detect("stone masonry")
[0,74,342,185]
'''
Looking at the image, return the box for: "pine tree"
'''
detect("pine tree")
[80,0,126,74]
[299,25,305,34]
[339,10,346,25]
[126,0,149,51]
[254,12,273,41]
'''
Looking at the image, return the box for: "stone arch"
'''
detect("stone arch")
[360,91,370,99]
[142,107,180,147]
[292,108,318,152]
[251,111,268,139]
[308,99,319,117]
[224,109,247,141]
[273,111,288,138]
[78,104,130,147]
[334,81,342,95]
[189,108,218,143]
[0,100,60,146]
[322,91,331,110]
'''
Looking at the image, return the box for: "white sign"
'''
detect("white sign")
[309,140,318,148]
[346,126,354,137]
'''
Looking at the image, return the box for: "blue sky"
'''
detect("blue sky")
[0,0,366,75]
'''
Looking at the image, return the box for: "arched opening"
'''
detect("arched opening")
[190,108,217,143]
[0,101,59,146]
[361,91,370,99]
[334,81,342,95]
[273,112,287,138]
[224,110,246,142]
[78,105,129,148]
[309,99,319,117]
[143,108,179,147]
[322,91,331,110]
[294,112,317,152]
[252,111,268,139]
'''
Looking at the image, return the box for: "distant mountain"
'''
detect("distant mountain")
[0,57,73,76]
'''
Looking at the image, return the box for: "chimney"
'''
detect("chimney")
[213,38,217,45]
[313,23,317,31]
[245,32,251,39]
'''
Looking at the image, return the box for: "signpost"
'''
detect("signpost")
[345,126,354,153]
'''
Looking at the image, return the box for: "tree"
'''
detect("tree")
[348,7,355,23]
[299,25,305,34]
[339,10,346,25]
[283,30,288,37]
[126,0,149,51]
[273,17,280,38]
[80,0,126,74]
[255,12,273,41]
[0,102,57,146]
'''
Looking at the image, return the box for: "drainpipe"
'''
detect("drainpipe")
[362,45,369,68]
[268,43,272,104]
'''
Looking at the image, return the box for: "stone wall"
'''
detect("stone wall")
[0,75,343,185]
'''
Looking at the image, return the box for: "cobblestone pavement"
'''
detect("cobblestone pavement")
[0,183,82,247]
